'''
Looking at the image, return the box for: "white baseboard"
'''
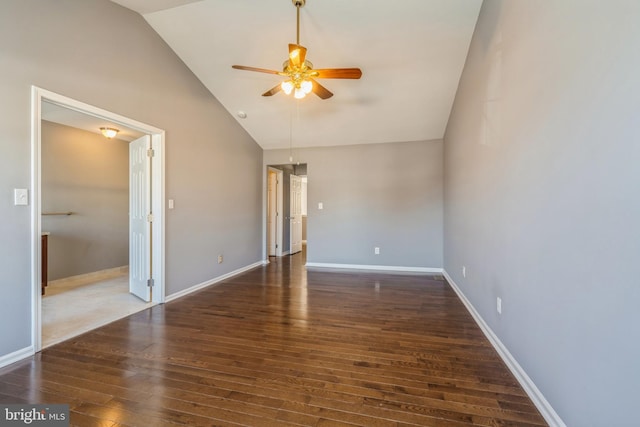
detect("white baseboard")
[165,261,265,303]
[49,265,128,287]
[442,270,566,427]
[0,345,34,369]
[305,262,443,274]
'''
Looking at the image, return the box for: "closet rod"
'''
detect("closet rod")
[42,212,74,216]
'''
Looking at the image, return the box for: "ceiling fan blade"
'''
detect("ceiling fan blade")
[311,79,333,99]
[232,65,283,75]
[288,44,307,68]
[262,84,282,97]
[313,68,363,79]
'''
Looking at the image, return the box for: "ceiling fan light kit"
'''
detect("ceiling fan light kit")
[232,0,362,100]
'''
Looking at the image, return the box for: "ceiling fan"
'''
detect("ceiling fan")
[232,0,362,100]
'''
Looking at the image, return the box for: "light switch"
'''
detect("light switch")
[14,189,28,206]
[168,199,174,209]
[318,202,323,210]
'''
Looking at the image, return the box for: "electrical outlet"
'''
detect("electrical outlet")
[497,297,502,314]
[218,255,223,264]
[374,247,380,255]
[462,266,466,278]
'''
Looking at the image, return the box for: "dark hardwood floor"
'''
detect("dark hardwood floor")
[0,249,547,426]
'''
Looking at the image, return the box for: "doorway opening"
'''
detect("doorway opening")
[31,87,165,351]
[265,163,307,261]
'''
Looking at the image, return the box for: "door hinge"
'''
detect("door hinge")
[147,214,154,222]
[276,244,278,249]
[147,278,154,287]
[147,148,155,157]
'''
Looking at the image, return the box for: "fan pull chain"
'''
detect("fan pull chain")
[289,100,302,164]
[289,103,294,163]
[296,2,300,45]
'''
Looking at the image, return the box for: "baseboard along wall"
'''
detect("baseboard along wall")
[305,262,442,273]
[0,346,34,369]
[165,261,266,303]
[442,270,567,427]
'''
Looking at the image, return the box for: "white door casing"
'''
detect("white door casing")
[290,174,303,254]
[31,86,165,353]
[129,135,151,302]
[267,167,284,257]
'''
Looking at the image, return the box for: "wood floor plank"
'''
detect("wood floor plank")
[0,251,547,426]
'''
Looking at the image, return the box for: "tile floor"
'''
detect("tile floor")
[42,268,151,348]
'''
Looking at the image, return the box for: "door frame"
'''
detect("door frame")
[266,167,283,258]
[267,169,276,256]
[289,174,302,255]
[31,86,166,352]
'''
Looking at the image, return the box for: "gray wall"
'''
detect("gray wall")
[265,140,443,269]
[0,0,262,359]
[443,1,640,426]
[42,121,129,281]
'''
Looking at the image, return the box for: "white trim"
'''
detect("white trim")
[47,265,128,287]
[305,263,443,273]
[31,86,166,352]
[150,132,165,305]
[442,270,567,427]
[36,88,164,133]
[165,261,265,303]
[265,167,284,258]
[274,168,283,257]
[30,87,42,354]
[0,346,34,369]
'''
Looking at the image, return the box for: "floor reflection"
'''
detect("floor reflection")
[266,244,308,327]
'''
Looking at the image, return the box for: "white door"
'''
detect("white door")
[290,174,303,254]
[267,167,284,257]
[129,135,151,302]
[268,171,277,256]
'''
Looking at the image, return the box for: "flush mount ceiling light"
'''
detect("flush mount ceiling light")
[232,0,362,100]
[100,127,119,139]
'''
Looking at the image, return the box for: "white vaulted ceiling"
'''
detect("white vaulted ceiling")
[110,0,482,149]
